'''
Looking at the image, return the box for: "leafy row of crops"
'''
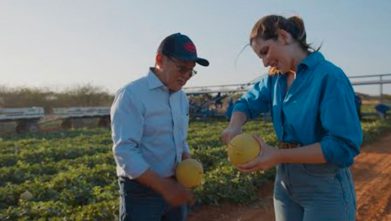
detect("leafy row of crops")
[1,118,391,220]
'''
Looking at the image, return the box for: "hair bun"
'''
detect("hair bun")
[288,16,306,41]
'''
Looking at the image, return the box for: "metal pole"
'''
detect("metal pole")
[380,75,383,103]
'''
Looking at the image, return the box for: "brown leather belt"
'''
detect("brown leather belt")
[278,142,301,149]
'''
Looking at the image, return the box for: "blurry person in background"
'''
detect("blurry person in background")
[375,103,390,119]
[221,15,362,221]
[111,33,209,221]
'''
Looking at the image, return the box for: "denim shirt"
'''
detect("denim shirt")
[111,69,190,179]
[233,52,362,168]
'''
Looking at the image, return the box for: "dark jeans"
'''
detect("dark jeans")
[118,177,187,221]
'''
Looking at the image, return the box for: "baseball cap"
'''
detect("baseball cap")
[158,33,209,66]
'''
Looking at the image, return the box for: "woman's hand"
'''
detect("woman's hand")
[221,111,248,144]
[237,135,280,172]
[220,126,242,145]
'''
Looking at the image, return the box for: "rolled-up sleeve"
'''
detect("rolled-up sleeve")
[233,77,271,119]
[111,89,149,178]
[319,78,362,168]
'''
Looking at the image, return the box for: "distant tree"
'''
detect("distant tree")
[0,84,114,111]
[53,84,113,108]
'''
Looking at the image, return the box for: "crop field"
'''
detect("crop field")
[1,119,391,220]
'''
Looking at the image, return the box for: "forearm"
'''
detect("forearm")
[221,111,248,144]
[276,143,327,164]
[135,169,167,194]
[228,111,247,129]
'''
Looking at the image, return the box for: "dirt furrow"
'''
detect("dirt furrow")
[354,134,391,221]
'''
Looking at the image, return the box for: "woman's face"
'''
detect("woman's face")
[251,35,292,73]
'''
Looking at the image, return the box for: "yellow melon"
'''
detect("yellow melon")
[176,159,203,188]
[227,133,260,166]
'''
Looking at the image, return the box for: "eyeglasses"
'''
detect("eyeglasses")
[167,57,197,77]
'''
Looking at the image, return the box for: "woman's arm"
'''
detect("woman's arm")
[221,111,247,144]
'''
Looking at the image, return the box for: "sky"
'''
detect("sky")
[1,0,391,95]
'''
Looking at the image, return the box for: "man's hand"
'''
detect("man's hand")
[136,169,194,207]
[160,178,194,207]
[182,152,191,160]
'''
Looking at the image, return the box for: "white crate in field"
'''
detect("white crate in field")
[0,107,44,121]
[52,107,110,118]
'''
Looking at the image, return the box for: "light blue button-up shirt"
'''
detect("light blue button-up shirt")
[111,69,190,179]
[233,52,362,168]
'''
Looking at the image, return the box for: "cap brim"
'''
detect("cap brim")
[196,58,209,67]
[171,55,209,67]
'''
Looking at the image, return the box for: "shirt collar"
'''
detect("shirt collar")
[147,68,167,90]
[297,51,325,71]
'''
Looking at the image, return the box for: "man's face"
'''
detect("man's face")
[157,55,196,92]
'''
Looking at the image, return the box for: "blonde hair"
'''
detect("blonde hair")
[268,67,280,75]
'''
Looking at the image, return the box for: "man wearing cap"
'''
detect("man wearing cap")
[111,33,209,221]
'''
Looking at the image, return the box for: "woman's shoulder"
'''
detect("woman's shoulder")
[313,55,347,81]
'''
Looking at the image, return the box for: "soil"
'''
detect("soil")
[188,133,391,221]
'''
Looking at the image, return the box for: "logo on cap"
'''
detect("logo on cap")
[184,42,196,53]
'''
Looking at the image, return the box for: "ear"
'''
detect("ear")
[277,29,293,45]
[155,53,164,67]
